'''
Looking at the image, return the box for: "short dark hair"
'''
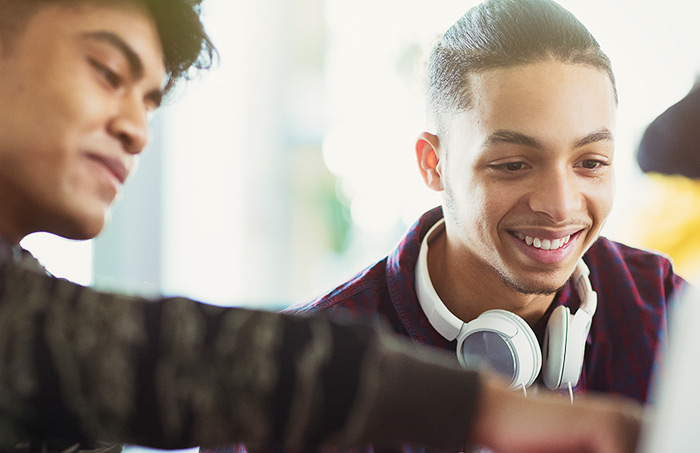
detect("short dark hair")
[0,0,216,95]
[426,0,616,133]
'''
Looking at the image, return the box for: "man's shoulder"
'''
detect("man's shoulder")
[289,258,391,316]
[585,236,686,294]
[587,236,676,269]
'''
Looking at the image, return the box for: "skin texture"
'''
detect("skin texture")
[416,60,617,326]
[0,2,165,244]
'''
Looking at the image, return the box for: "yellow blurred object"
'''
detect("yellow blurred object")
[627,173,700,285]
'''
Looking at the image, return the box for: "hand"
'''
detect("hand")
[472,376,643,453]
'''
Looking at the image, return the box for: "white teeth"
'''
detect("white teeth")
[517,234,572,250]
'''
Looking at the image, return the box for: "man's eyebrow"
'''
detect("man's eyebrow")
[484,128,614,149]
[81,30,163,108]
[573,129,614,148]
[82,30,143,78]
[485,130,543,149]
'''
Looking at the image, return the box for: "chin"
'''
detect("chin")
[500,269,569,296]
[53,213,108,241]
[57,226,104,241]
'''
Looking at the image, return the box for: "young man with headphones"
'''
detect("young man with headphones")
[211,1,661,448]
[288,0,685,435]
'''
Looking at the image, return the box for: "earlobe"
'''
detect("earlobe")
[415,132,444,191]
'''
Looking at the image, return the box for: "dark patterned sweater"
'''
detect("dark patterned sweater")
[0,238,480,453]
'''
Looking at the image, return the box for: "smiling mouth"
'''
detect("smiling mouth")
[87,154,128,185]
[513,232,578,250]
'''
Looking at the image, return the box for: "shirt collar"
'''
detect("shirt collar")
[385,206,454,347]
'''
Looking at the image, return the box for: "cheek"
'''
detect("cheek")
[467,176,511,215]
[590,175,616,220]
[447,180,500,230]
[28,89,106,176]
[476,194,511,239]
[32,55,107,139]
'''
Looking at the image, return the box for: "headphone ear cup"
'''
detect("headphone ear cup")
[457,309,542,389]
[543,305,571,390]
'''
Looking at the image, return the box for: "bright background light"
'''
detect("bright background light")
[23,0,700,303]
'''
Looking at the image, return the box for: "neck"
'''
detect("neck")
[0,230,20,265]
[0,199,29,245]
[0,226,24,247]
[427,228,555,327]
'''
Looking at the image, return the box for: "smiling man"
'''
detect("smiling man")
[294,0,686,421]
[0,2,168,243]
[417,60,617,328]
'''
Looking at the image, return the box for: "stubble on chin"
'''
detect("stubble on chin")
[496,267,569,296]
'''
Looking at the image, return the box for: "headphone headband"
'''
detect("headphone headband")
[572,259,598,317]
[415,220,463,340]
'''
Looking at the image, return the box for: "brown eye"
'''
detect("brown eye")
[488,161,530,176]
[579,159,611,170]
[504,162,524,171]
[89,59,123,88]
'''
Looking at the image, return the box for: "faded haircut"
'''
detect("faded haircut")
[426,0,616,136]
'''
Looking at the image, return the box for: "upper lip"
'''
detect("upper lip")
[88,153,130,184]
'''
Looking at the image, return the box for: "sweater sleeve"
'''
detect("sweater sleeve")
[0,260,481,451]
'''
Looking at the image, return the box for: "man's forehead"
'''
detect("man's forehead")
[467,62,615,103]
[439,69,617,153]
[64,3,166,82]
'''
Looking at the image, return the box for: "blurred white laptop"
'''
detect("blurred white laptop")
[639,284,700,452]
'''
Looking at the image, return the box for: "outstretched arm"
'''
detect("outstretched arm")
[0,254,642,452]
[0,258,479,450]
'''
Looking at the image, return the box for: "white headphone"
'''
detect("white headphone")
[415,220,598,390]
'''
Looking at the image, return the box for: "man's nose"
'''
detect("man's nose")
[109,95,149,155]
[527,168,582,222]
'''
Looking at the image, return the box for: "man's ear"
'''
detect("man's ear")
[416,132,444,191]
